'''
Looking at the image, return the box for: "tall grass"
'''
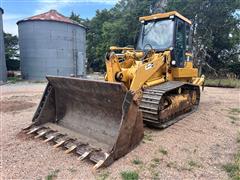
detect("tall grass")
[205,79,240,88]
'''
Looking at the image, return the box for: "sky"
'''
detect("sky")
[0,0,118,35]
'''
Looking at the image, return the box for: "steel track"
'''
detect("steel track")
[139,81,200,128]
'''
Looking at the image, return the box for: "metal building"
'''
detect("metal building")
[0,7,7,83]
[17,10,86,80]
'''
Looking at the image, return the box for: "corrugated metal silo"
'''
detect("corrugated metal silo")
[17,10,86,80]
[0,7,7,83]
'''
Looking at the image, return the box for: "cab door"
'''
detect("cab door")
[174,18,186,67]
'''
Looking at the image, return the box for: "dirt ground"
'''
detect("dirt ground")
[1,82,240,180]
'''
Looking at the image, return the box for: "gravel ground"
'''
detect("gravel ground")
[1,82,240,180]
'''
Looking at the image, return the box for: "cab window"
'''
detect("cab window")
[175,19,186,67]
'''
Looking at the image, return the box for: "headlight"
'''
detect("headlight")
[171,60,176,65]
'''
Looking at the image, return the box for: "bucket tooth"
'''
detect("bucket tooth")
[91,152,110,169]
[43,132,60,143]
[53,140,66,148]
[90,151,107,163]
[76,144,93,156]
[93,160,105,170]
[53,136,72,148]
[44,136,55,143]
[26,126,42,135]
[65,145,77,154]
[78,150,92,161]
[64,140,77,148]
[34,129,51,139]
[53,135,67,143]
[65,140,89,155]
[93,152,110,170]
[23,124,34,131]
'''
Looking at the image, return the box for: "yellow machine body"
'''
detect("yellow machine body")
[105,49,204,92]
[105,11,204,92]
[24,11,204,169]
[104,11,204,127]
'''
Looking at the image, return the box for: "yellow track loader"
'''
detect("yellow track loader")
[24,11,204,169]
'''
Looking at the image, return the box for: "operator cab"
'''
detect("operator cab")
[137,11,192,68]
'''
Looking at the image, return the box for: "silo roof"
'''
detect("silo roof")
[17,9,86,28]
[0,7,4,14]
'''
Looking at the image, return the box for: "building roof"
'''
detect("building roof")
[0,7,4,14]
[17,9,86,28]
[139,11,192,25]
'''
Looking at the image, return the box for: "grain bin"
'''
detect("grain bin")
[17,10,86,80]
[0,7,7,83]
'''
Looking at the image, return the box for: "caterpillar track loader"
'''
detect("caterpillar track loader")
[24,11,204,169]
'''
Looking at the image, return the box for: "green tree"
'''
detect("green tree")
[166,0,240,76]
[73,0,240,76]
[69,11,89,27]
[4,33,20,70]
[86,0,157,71]
[86,9,112,71]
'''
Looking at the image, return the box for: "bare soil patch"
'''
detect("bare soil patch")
[1,100,36,113]
[16,131,33,141]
